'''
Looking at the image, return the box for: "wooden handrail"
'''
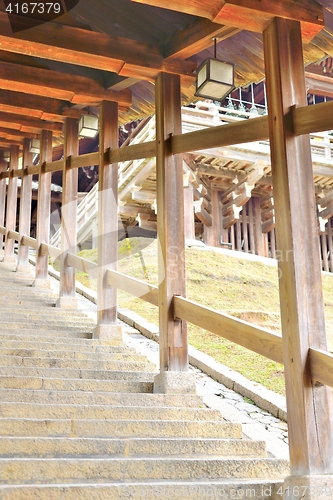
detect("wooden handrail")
[22,235,37,249]
[0,225,6,235]
[109,140,156,163]
[44,159,64,173]
[67,252,98,273]
[309,348,333,388]
[293,101,333,136]
[70,152,99,170]
[173,295,284,364]
[7,230,19,240]
[107,269,158,306]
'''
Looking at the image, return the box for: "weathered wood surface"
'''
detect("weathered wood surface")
[4,145,19,259]
[0,153,7,249]
[17,138,33,267]
[264,17,333,476]
[173,296,283,363]
[156,72,188,372]
[58,118,78,301]
[35,130,52,281]
[22,235,37,249]
[310,348,333,389]
[107,269,158,306]
[96,101,119,326]
[67,252,98,274]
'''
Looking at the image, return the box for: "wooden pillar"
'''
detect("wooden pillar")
[93,101,122,341]
[321,232,329,272]
[3,145,19,264]
[0,152,7,252]
[184,182,195,241]
[328,218,333,273]
[253,197,265,256]
[154,72,195,394]
[203,189,221,246]
[56,119,79,308]
[17,138,33,272]
[248,198,255,253]
[242,204,249,253]
[270,228,276,259]
[236,219,242,251]
[264,17,333,486]
[34,130,52,287]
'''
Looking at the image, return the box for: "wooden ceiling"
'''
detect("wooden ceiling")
[0,0,332,150]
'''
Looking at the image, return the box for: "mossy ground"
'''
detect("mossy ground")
[51,238,333,396]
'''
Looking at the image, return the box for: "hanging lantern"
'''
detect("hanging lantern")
[78,115,99,138]
[195,38,235,102]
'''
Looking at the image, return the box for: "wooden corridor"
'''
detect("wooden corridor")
[0,1,333,497]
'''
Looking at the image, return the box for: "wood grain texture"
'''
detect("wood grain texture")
[96,101,119,326]
[58,118,78,300]
[4,145,19,259]
[310,348,333,388]
[17,138,33,267]
[263,17,333,475]
[107,269,158,306]
[35,130,52,280]
[155,72,188,372]
[293,100,333,136]
[22,235,37,249]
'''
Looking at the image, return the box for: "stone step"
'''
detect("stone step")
[0,436,266,458]
[0,376,153,393]
[0,457,289,483]
[0,324,94,332]
[0,340,135,353]
[0,419,242,439]
[0,330,91,339]
[0,348,147,361]
[0,403,223,422]
[0,356,153,371]
[0,333,118,345]
[0,367,157,381]
[0,313,95,323]
[0,480,285,500]
[0,389,203,407]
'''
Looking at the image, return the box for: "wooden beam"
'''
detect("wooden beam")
[109,141,156,163]
[0,152,6,249]
[17,138,33,270]
[264,17,333,476]
[131,0,323,41]
[0,111,62,135]
[171,115,269,155]
[194,200,213,227]
[94,101,119,335]
[57,118,78,308]
[34,130,52,284]
[0,127,39,140]
[164,20,239,59]
[107,269,158,306]
[293,100,333,136]
[70,152,99,170]
[0,60,132,107]
[156,72,188,373]
[0,90,80,122]
[0,13,195,80]
[310,348,333,388]
[3,145,18,263]
[305,71,333,99]
[173,296,283,363]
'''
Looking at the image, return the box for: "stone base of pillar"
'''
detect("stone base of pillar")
[93,324,123,343]
[55,296,79,309]
[283,475,333,499]
[32,278,51,289]
[16,264,33,275]
[154,371,197,394]
[3,255,17,264]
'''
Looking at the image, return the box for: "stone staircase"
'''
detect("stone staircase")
[0,262,289,499]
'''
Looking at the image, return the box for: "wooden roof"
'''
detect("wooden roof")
[0,0,333,149]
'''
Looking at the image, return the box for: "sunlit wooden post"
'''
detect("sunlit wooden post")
[204,189,221,247]
[17,138,33,272]
[154,72,196,394]
[0,152,7,253]
[34,130,52,287]
[93,101,122,341]
[3,145,19,264]
[56,118,79,308]
[183,177,195,241]
[263,17,333,494]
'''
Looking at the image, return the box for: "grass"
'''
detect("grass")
[51,238,333,396]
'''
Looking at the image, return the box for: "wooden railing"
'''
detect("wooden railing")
[4,228,333,389]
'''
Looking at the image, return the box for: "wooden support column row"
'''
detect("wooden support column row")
[56,118,79,308]
[0,152,7,252]
[263,16,333,490]
[93,100,122,341]
[3,145,19,264]
[203,189,221,247]
[154,72,196,394]
[17,138,33,272]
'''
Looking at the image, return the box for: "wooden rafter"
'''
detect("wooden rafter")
[0,60,132,107]
[131,0,323,41]
[0,112,62,136]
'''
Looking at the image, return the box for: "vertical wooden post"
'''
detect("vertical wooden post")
[248,198,255,253]
[236,219,242,251]
[264,17,333,487]
[270,229,276,259]
[34,130,52,287]
[17,138,33,272]
[242,204,248,253]
[56,118,79,308]
[321,232,329,272]
[328,218,333,273]
[93,101,122,341]
[0,152,7,252]
[253,197,265,256]
[184,182,195,241]
[154,72,195,394]
[203,189,221,247]
[3,145,19,264]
